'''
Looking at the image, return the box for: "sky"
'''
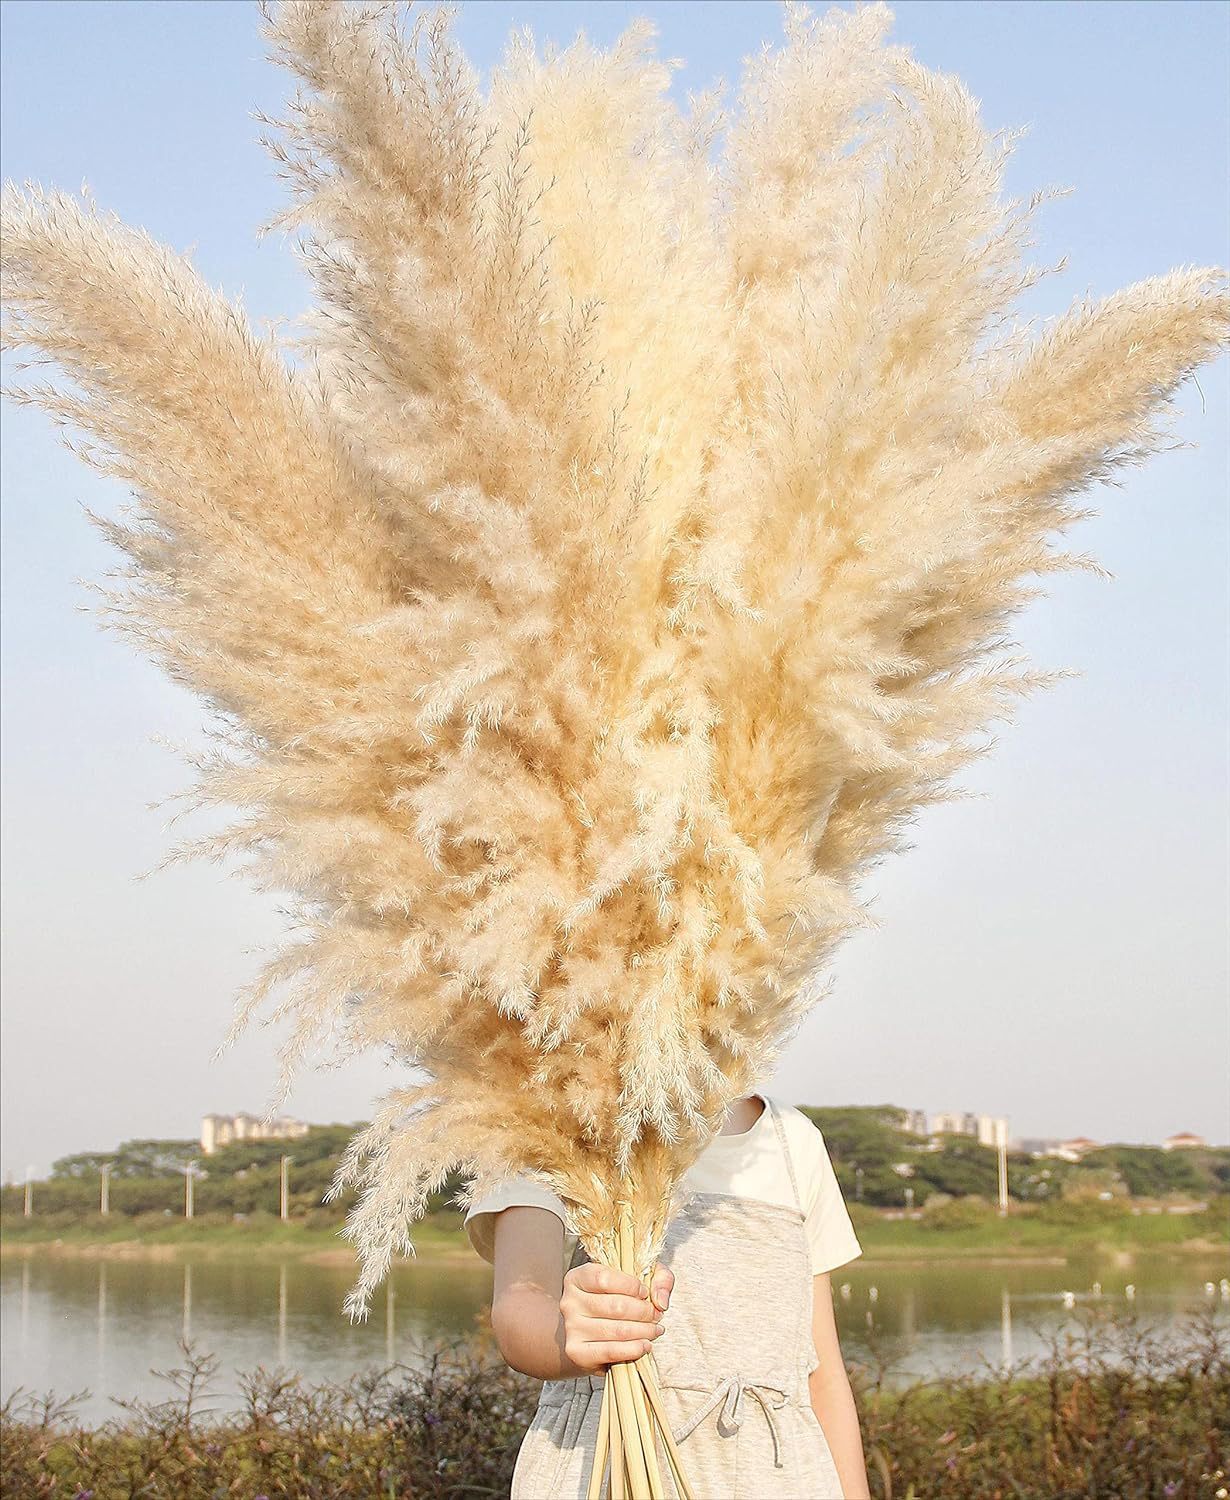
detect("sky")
[2,0,1227,1181]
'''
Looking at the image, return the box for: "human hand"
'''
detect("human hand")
[559,1261,675,1373]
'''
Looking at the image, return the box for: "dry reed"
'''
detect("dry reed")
[2,0,1226,1389]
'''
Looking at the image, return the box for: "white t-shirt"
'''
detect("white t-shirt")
[464,1095,862,1277]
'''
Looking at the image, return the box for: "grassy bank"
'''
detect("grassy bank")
[3,1306,1227,1498]
[849,1195,1229,1261]
[0,1210,472,1264]
[3,1196,1225,1266]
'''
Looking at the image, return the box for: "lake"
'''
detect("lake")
[3,1248,1226,1426]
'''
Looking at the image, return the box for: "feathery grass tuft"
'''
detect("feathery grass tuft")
[3,0,1227,1330]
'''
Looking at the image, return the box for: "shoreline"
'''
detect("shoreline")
[0,1238,479,1268]
[0,1223,480,1268]
[0,1240,1076,1268]
[3,1227,1224,1270]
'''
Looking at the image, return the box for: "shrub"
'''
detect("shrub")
[1,1334,537,1500]
[916,1193,995,1229]
[2,1306,1226,1498]
[854,1303,1229,1499]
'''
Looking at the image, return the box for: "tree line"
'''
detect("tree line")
[801,1104,1229,1206]
[3,1106,1225,1221]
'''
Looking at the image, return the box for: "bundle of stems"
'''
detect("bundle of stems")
[2,0,1227,1441]
[585,1200,694,1500]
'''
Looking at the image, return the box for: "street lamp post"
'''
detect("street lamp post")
[24,1165,34,1218]
[184,1160,198,1220]
[280,1155,294,1222]
[100,1163,111,1216]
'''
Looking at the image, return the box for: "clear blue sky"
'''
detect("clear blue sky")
[2,1,1227,1179]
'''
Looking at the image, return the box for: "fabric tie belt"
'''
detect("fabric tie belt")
[673,1374,790,1468]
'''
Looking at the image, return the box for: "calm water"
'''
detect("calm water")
[3,1249,1226,1426]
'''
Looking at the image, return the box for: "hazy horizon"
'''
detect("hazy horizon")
[3,0,1227,1180]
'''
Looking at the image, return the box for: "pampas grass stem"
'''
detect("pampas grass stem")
[611,1360,652,1497]
[641,1359,694,1500]
[619,1197,667,1498]
[587,1375,612,1500]
[582,1193,675,1498]
[609,1373,626,1500]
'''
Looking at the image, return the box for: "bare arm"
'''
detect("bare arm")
[489,1205,673,1381]
[809,1271,871,1500]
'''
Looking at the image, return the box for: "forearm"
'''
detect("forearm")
[489,1210,670,1383]
[491,1283,585,1381]
[809,1367,871,1500]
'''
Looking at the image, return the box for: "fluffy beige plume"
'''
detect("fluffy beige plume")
[2,0,1226,1325]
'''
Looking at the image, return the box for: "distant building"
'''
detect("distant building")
[902,1109,930,1137]
[201,1112,311,1155]
[1018,1137,1061,1157]
[928,1111,1009,1148]
[1162,1131,1206,1151]
[1044,1136,1100,1163]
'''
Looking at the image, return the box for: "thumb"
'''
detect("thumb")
[650,1262,674,1313]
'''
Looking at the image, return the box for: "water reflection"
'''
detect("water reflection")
[832,1254,1230,1391]
[3,1250,1225,1426]
[21,1258,30,1350]
[277,1262,287,1367]
[98,1260,107,1374]
[900,1284,915,1344]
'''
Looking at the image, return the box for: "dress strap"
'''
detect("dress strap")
[764,1096,804,1215]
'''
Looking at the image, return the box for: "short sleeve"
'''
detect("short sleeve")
[463,1174,570,1264]
[793,1114,863,1275]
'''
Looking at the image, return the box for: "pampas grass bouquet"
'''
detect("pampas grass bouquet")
[3,1,1226,1494]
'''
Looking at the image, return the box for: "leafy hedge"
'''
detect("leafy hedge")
[3,1307,1226,1498]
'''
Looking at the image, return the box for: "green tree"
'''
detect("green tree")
[1080,1146,1207,1197]
[913,1139,1000,1199]
[799,1105,930,1206]
[49,1151,118,1180]
[51,1139,198,1180]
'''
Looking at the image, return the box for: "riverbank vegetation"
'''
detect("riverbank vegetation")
[3,1193,1225,1264]
[5,1110,1226,1233]
[802,1105,1230,1206]
[0,1208,469,1260]
[3,1305,1226,1498]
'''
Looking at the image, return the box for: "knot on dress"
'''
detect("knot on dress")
[674,1374,790,1469]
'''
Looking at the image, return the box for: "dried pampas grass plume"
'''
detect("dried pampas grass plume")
[3,0,1227,1339]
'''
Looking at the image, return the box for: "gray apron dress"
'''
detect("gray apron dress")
[509,1098,847,1499]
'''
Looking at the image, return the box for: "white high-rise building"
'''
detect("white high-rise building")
[927,1111,1010,1148]
[201,1112,311,1155]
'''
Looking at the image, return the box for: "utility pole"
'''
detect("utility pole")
[184,1160,198,1220]
[279,1155,294,1222]
[100,1162,111,1216]
[24,1165,34,1218]
[995,1119,1009,1215]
